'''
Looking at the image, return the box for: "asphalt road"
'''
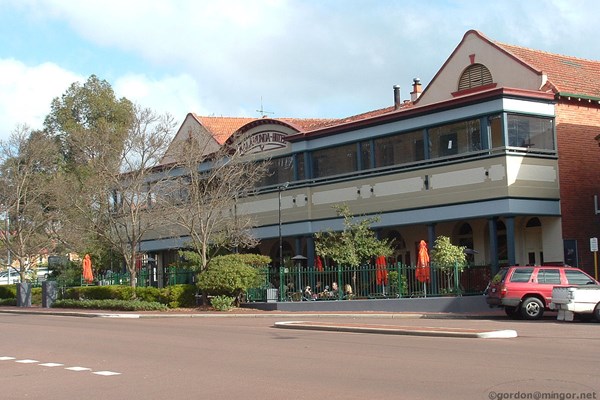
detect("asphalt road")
[0,314,598,400]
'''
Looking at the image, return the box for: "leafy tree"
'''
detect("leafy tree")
[196,254,265,306]
[44,75,177,288]
[44,74,134,171]
[430,235,467,293]
[0,126,62,282]
[314,204,394,268]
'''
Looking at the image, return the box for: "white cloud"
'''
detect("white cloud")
[3,0,600,137]
[0,59,82,138]
[113,73,209,124]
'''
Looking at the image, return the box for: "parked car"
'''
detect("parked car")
[485,265,598,320]
[0,267,20,285]
[550,285,600,321]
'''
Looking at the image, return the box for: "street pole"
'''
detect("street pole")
[5,211,10,283]
[278,182,289,269]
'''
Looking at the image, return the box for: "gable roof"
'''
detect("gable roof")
[494,41,600,99]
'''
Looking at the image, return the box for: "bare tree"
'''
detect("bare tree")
[59,107,177,287]
[168,131,269,273]
[0,126,62,281]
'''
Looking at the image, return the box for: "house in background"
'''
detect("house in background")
[140,30,600,283]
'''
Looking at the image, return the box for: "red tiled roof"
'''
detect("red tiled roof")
[190,114,341,144]
[495,41,600,99]
[191,115,255,145]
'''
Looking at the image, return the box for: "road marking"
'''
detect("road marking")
[2,355,121,376]
[93,371,121,376]
[65,366,91,371]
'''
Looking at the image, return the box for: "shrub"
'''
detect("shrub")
[161,284,196,308]
[135,286,161,303]
[57,284,197,309]
[221,254,271,268]
[0,298,16,306]
[197,255,262,305]
[0,285,16,299]
[210,295,235,311]
[52,299,168,311]
[62,285,136,301]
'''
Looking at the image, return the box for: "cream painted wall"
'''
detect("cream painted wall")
[418,31,543,106]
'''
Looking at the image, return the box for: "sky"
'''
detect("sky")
[0,0,599,139]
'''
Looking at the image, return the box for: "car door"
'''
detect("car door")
[535,268,562,304]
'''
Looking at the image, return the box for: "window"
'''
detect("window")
[360,141,372,170]
[538,269,561,284]
[510,268,534,283]
[428,119,481,159]
[373,130,424,168]
[295,153,306,181]
[565,270,595,285]
[526,217,541,228]
[311,143,357,179]
[507,115,554,151]
[258,156,294,187]
[489,115,504,148]
[458,64,493,91]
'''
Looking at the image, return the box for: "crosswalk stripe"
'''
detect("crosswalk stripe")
[93,371,121,376]
[65,366,91,371]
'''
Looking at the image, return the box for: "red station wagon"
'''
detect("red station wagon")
[486,265,598,320]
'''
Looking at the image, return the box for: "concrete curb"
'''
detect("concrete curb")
[274,320,518,339]
[0,308,504,320]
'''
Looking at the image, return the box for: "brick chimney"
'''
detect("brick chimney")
[410,78,422,102]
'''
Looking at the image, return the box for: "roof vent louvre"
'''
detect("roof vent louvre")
[458,63,493,91]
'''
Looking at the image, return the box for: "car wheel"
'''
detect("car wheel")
[520,297,544,320]
[504,306,520,319]
[594,303,600,322]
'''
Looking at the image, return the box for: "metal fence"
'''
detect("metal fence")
[246,263,492,302]
[92,267,195,288]
[26,263,491,303]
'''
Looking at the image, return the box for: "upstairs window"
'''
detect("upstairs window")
[458,64,493,91]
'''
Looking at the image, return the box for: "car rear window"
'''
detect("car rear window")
[538,269,561,284]
[491,268,509,284]
[565,269,595,285]
[509,268,534,283]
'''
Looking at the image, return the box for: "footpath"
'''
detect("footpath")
[0,305,516,339]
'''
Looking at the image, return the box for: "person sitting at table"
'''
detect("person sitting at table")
[331,281,340,298]
[344,283,354,299]
[303,285,315,301]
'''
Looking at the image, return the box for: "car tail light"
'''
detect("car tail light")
[500,285,507,297]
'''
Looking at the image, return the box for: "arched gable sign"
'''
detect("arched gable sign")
[229,119,299,155]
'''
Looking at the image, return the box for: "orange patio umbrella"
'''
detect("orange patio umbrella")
[82,254,94,284]
[315,255,324,272]
[375,255,388,286]
[416,240,430,296]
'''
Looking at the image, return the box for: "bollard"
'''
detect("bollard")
[17,282,32,307]
[42,281,58,308]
